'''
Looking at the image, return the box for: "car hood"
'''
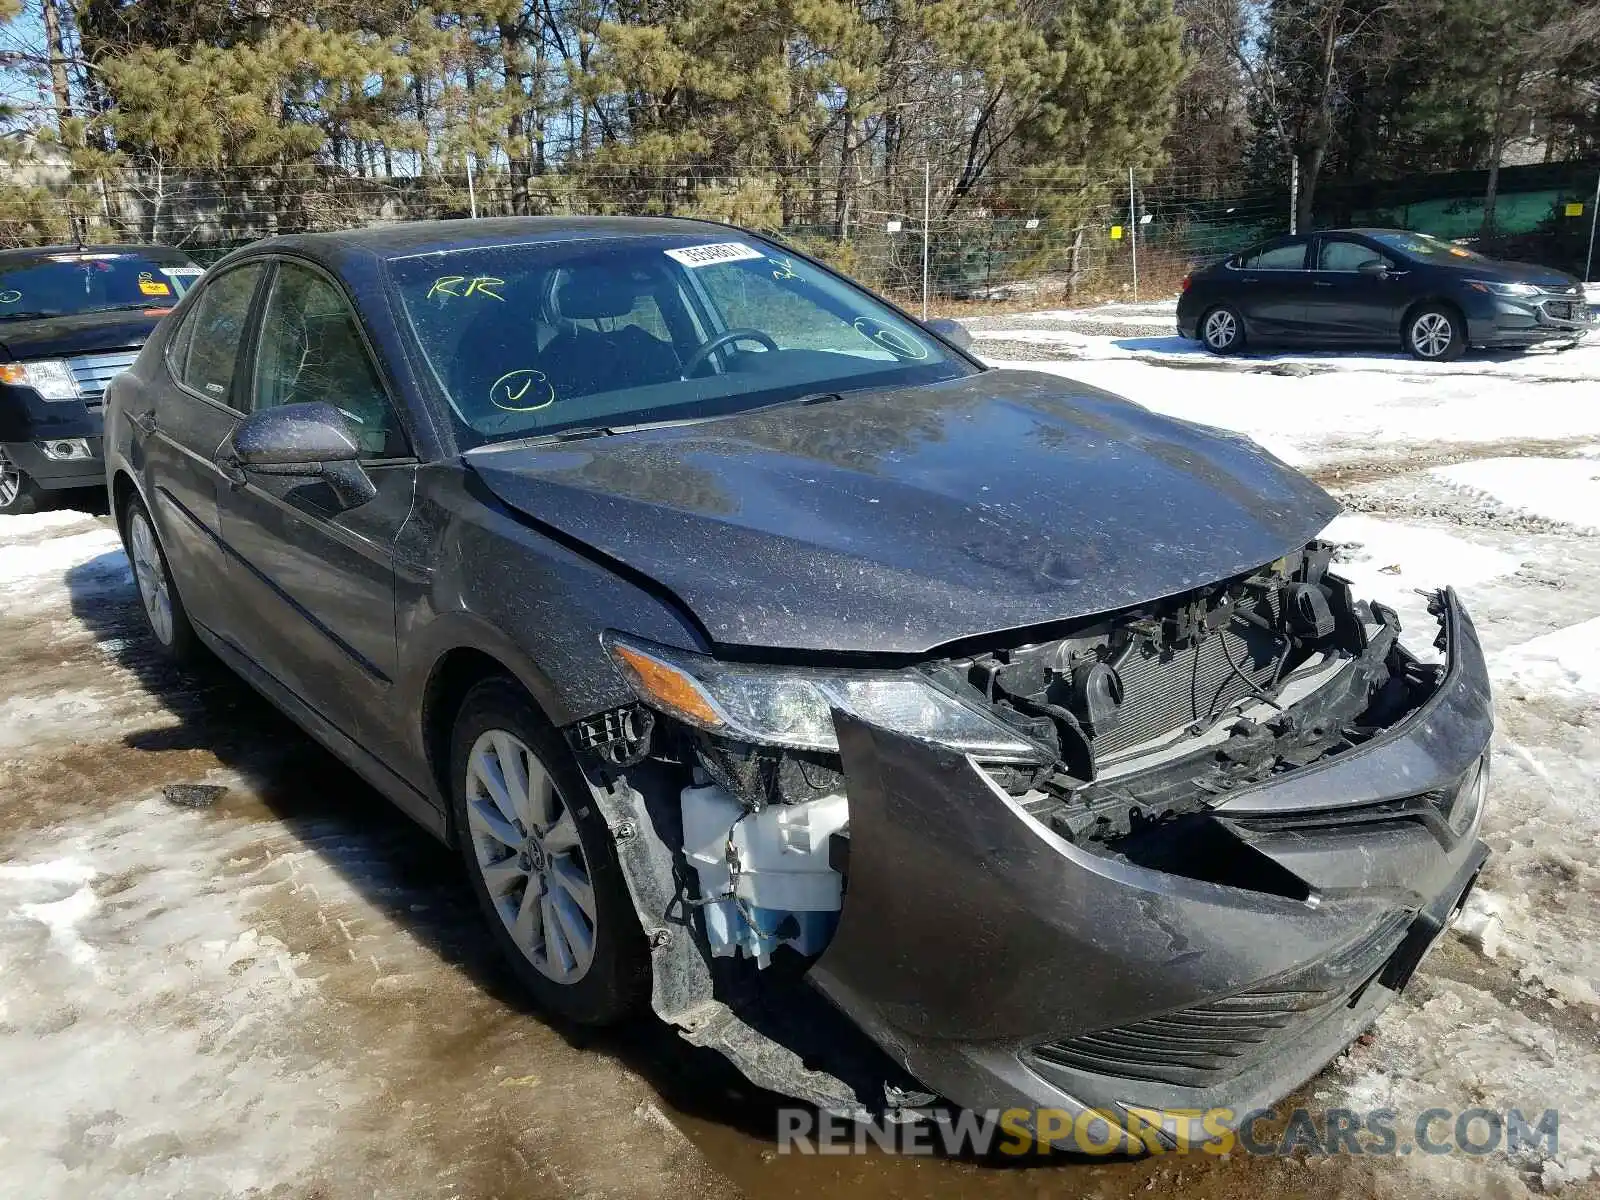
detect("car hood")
[0,308,165,360]
[1437,256,1582,291]
[465,371,1340,654]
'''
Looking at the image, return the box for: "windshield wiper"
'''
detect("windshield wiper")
[477,391,850,452]
[484,425,618,450]
[0,302,168,322]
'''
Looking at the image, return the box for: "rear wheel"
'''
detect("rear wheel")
[449,678,650,1025]
[0,448,44,515]
[1404,305,1466,361]
[121,494,202,664]
[1200,305,1245,354]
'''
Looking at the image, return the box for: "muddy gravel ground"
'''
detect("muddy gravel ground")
[3,332,1600,1198]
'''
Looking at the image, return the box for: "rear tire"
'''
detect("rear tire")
[120,493,203,665]
[1200,304,1245,354]
[1404,304,1466,361]
[449,678,650,1025]
[0,448,44,515]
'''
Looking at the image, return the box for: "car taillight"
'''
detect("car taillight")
[1180,274,1192,292]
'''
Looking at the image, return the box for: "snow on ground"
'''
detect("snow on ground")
[1319,511,1523,657]
[1434,458,1600,534]
[985,351,1600,469]
[0,799,358,1197]
[1491,617,1600,699]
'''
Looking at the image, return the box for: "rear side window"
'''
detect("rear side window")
[1238,242,1307,270]
[176,263,263,403]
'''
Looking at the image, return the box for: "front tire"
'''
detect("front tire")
[121,494,203,664]
[449,678,650,1025]
[0,447,44,515]
[1200,304,1245,354]
[1405,305,1466,361]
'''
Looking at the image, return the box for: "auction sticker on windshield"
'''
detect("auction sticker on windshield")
[664,242,765,268]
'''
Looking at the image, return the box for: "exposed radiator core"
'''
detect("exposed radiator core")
[1093,594,1284,758]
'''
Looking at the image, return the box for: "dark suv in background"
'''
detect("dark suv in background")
[0,244,202,513]
[1178,227,1592,360]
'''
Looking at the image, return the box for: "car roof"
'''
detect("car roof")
[243,216,739,268]
[0,243,197,264]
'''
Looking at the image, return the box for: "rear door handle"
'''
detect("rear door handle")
[1313,281,1334,288]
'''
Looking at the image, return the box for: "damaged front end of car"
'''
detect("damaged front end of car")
[566,539,1493,1144]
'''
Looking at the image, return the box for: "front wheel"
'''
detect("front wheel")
[1200,305,1245,354]
[449,678,650,1025]
[0,447,44,515]
[1405,306,1466,361]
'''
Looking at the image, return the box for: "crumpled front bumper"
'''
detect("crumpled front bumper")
[809,589,1492,1147]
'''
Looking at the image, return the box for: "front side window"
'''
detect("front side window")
[389,235,972,445]
[1318,239,1389,271]
[1239,241,1307,270]
[253,261,408,459]
[178,263,264,403]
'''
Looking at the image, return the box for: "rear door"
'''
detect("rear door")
[1227,238,1313,338]
[143,261,268,632]
[1304,236,1404,341]
[215,257,418,751]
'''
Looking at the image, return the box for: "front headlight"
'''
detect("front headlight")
[1471,279,1541,298]
[0,359,80,401]
[606,635,1042,760]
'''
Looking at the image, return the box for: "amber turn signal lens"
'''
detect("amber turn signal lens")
[0,364,27,385]
[610,643,723,728]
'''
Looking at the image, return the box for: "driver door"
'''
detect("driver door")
[215,258,417,753]
[1305,236,1405,340]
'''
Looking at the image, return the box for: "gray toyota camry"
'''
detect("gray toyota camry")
[105,217,1492,1148]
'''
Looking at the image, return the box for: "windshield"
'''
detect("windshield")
[1369,232,1489,264]
[0,251,203,319]
[389,234,973,445]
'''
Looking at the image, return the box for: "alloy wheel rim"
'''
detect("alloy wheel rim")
[0,448,19,508]
[1204,310,1236,348]
[465,729,597,983]
[128,512,175,645]
[1412,312,1452,357]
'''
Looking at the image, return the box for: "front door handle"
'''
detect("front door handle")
[133,409,157,435]
[1312,281,1334,288]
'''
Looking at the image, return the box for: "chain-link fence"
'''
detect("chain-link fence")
[1,157,1595,310]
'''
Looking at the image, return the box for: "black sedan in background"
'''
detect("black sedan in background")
[0,244,203,513]
[1177,227,1592,360]
[106,217,1490,1148]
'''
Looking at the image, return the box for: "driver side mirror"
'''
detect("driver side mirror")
[230,402,377,510]
[1358,259,1389,278]
[923,317,973,351]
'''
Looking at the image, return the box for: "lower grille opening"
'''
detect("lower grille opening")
[1026,912,1411,1089]
[1113,813,1311,900]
